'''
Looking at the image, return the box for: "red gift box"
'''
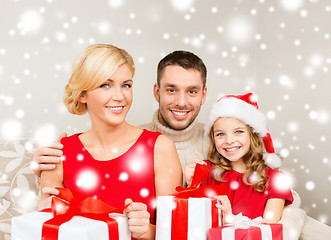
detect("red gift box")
[156,196,222,240]
[12,187,130,240]
[208,222,283,240]
[11,211,130,240]
[156,164,229,240]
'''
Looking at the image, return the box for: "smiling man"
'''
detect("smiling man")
[140,50,210,173]
[155,60,206,130]
[156,65,204,130]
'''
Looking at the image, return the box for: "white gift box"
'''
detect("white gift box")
[156,196,222,240]
[11,211,131,240]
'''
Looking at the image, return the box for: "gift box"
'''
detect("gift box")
[11,211,130,240]
[11,187,131,240]
[208,214,283,240]
[156,164,228,240]
[156,196,222,240]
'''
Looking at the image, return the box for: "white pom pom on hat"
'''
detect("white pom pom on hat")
[204,93,282,169]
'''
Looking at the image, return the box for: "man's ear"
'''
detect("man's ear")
[201,86,207,105]
[78,91,87,103]
[153,83,160,103]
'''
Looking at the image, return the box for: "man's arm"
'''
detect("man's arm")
[31,132,67,177]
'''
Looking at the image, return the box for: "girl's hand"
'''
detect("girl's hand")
[184,160,206,187]
[124,199,154,240]
[38,187,59,210]
[214,195,233,225]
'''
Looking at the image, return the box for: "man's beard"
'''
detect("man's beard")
[159,109,196,131]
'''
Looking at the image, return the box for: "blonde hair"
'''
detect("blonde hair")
[207,122,268,192]
[63,44,135,115]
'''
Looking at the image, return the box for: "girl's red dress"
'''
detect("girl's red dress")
[200,160,293,219]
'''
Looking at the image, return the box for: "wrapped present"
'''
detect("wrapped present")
[156,164,228,240]
[208,213,283,240]
[11,212,130,240]
[11,188,131,240]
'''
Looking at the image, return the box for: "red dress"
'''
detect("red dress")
[200,160,293,219]
[61,129,161,224]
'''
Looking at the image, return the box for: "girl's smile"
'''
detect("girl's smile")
[223,146,242,153]
[213,117,251,170]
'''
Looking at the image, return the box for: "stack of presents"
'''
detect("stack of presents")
[11,165,283,240]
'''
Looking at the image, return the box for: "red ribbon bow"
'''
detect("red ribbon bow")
[170,163,228,240]
[174,163,229,198]
[41,187,124,240]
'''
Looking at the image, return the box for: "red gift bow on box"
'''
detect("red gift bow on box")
[170,163,229,240]
[41,187,125,240]
[174,163,228,198]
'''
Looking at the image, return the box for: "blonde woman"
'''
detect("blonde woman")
[39,44,182,240]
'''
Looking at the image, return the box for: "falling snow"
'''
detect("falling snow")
[230,180,239,190]
[18,10,43,34]
[225,16,255,45]
[170,0,194,12]
[76,169,99,191]
[119,172,129,181]
[140,188,149,198]
[1,0,330,227]
[273,172,293,192]
[306,181,315,191]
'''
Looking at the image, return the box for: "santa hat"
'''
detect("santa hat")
[204,93,282,169]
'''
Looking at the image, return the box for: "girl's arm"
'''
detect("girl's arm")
[39,161,64,210]
[125,135,182,240]
[263,198,285,223]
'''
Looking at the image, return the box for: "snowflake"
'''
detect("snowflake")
[129,157,145,173]
[33,123,57,145]
[266,111,276,120]
[76,169,99,191]
[55,31,67,42]
[279,75,295,89]
[170,0,195,12]
[140,188,149,197]
[272,172,293,192]
[119,172,129,181]
[287,121,300,133]
[76,154,84,161]
[225,16,254,45]
[108,0,124,8]
[1,119,22,141]
[230,180,239,190]
[18,10,43,34]
[305,181,315,191]
[279,0,304,12]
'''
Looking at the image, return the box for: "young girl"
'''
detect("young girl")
[185,93,293,224]
[39,44,182,240]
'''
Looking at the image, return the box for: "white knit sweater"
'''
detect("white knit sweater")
[140,110,210,174]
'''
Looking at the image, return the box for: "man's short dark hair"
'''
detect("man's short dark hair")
[157,50,207,88]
